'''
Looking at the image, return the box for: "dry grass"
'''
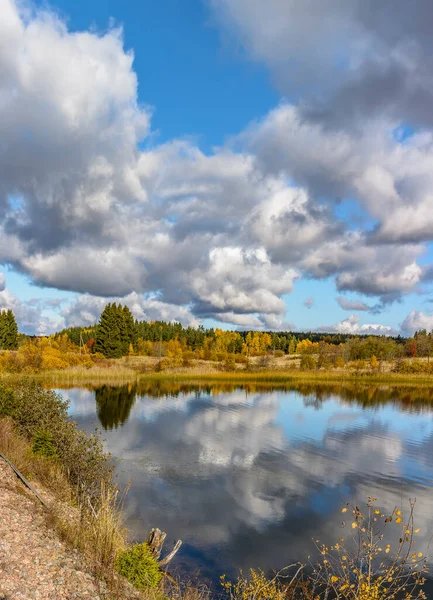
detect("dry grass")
[4,354,433,388]
[137,367,433,388]
[59,480,129,586]
[0,414,205,600]
[0,416,135,598]
[0,417,69,498]
[0,364,139,387]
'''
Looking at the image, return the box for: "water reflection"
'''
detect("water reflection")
[95,384,136,430]
[62,382,433,585]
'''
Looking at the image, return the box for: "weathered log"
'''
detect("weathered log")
[147,528,167,560]
[158,539,182,567]
[146,528,182,568]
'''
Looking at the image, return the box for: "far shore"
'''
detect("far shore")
[2,354,433,388]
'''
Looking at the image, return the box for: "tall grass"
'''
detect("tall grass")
[4,356,433,388]
[0,381,135,597]
[137,368,433,388]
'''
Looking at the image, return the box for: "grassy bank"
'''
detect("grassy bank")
[0,381,176,600]
[4,357,433,388]
[136,368,433,387]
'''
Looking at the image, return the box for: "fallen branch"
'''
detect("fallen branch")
[158,539,183,568]
[0,450,49,509]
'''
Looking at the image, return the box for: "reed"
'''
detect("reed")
[138,368,433,388]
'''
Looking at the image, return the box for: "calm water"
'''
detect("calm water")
[59,382,433,585]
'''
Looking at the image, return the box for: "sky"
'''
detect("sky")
[2,0,433,336]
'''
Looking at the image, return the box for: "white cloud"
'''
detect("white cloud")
[210,0,433,129]
[400,310,433,336]
[0,274,62,334]
[318,314,396,336]
[61,293,200,329]
[0,0,433,330]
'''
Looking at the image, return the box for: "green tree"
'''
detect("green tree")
[96,303,123,358]
[96,303,137,358]
[119,305,136,355]
[0,309,18,350]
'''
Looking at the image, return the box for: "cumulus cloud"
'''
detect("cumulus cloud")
[1,0,433,330]
[211,0,433,129]
[61,293,200,329]
[0,273,62,334]
[400,310,433,336]
[317,314,396,336]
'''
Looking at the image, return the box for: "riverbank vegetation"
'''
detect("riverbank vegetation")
[2,304,433,385]
[0,381,165,599]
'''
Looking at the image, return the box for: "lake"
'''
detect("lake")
[59,381,433,587]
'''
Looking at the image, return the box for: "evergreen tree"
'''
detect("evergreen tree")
[119,305,136,355]
[96,303,137,358]
[96,303,123,358]
[0,309,18,350]
[0,311,6,349]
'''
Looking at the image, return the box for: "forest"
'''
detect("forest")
[1,303,433,375]
[52,303,431,370]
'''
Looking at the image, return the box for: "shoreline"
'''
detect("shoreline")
[3,365,433,388]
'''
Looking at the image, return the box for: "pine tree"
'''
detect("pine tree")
[119,305,136,356]
[95,303,137,358]
[0,309,18,350]
[0,311,6,350]
[96,303,123,358]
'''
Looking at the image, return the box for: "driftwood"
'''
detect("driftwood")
[147,528,182,568]
[0,450,49,509]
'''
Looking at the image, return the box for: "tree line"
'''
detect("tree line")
[52,302,419,361]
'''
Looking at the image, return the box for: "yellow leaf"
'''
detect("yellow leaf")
[385,548,390,553]
[375,509,380,514]
[352,522,358,529]
[418,552,423,558]
[342,508,348,513]
[396,509,402,516]
[415,529,420,533]
[396,517,402,524]
[331,576,339,583]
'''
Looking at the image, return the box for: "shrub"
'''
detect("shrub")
[182,350,195,367]
[334,356,345,368]
[300,355,316,370]
[32,429,58,458]
[223,354,236,372]
[257,355,271,369]
[115,543,162,590]
[0,381,112,500]
[235,355,249,364]
[90,352,106,363]
[349,359,366,371]
[393,359,433,374]
[222,497,428,600]
[274,350,285,358]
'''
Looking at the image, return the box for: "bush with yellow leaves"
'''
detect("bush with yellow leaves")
[308,497,428,599]
[222,497,428,600]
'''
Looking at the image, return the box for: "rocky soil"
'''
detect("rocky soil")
[0,459,105,600]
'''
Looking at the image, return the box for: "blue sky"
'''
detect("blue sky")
[2,0,433,335]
